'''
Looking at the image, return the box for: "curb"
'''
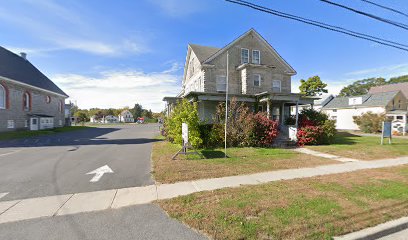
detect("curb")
[333,216,408,240]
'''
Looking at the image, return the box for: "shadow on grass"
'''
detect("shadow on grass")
[332,132,361,145]
[201,150,229,159]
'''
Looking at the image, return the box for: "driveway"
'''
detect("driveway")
[0,124,159,201]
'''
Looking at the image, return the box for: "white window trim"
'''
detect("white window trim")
[252,50,260,64]
[0,84,5,109]
[241,48,249,64]
[272,80,282,93]
[216,75,227,92]
[253,74,261,87]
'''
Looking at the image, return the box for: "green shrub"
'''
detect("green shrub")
[353,112,386,133]
[299,108,328,126]
[198,124,223,148]
[214,98,255,147]
[165,99,203,147]
[320,120,337,144]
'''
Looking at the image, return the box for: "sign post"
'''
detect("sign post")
[381,121,392,145]
[172,123,204,160]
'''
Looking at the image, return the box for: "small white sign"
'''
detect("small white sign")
[182,123,189,143]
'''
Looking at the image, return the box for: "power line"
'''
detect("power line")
[360,0,408,19]
[225,0,408,52]
[321,0,408,30]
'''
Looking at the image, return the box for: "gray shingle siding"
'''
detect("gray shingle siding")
[0,46,67,132]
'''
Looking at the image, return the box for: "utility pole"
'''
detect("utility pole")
[224,51,229,158]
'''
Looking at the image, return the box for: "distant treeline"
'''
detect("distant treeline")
[71,103,164,122]
[339,75,408,97]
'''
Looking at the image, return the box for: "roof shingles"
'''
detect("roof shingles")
[323,91,399,109]
[0,46,68,97]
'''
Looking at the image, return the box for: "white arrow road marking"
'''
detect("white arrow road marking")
[86,165,114,182]
[0,192,9,199]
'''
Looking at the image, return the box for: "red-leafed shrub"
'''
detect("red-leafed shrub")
[297,125,324,146]
[251,113,280,147]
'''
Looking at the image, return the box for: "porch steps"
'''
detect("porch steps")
[271,137,296,148]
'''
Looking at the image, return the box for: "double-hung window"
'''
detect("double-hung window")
[252,50,260,64]
[216,75,227,92]
[272,80,281,93]
[241,48,249,64]
[253,74,261,87]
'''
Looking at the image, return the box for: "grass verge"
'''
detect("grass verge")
[158,165,408,240]
[0,126,92,141]
[152,140,336,183]
[307,132,408,160]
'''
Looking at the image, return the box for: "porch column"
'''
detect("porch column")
[266,100,271,119]
[295,101,299,129]
[281,102,285,125]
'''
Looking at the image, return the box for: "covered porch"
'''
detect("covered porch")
[257,92,317,140]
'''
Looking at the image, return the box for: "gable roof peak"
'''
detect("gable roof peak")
[202,28,297,75]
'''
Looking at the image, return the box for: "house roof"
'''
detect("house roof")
[369,82,408,98]
[323,91,400,109]
[202,28,296,75]
[0,46,68,97]
[188,44,220,63]
[314,94,334,106]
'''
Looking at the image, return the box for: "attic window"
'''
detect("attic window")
[241,48,249,64]
[252,50,260,64]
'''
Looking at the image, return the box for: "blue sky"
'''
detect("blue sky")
[1,0,407,111]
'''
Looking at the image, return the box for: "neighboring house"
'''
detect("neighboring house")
[163,28,315,136]
[369,82,408,100]
[118,110,134,123]
[64,102,73,126]
[291,94,334,114]
[0,47,68,132]
[90,116,102,123]
[103,115,119,123]
[322,91,408,133]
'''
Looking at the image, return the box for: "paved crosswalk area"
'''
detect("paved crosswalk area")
[1,156,407,225]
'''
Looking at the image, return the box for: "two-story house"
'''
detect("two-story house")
[118,110,134,123]
[0,46,68,132]
[163,29,315,134]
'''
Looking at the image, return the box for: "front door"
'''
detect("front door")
[30,117,39,131]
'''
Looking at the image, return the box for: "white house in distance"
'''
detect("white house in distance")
[104,115,119,123]
[321,91,407,134]
[118,110,134,123]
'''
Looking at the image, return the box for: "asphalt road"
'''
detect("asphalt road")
[0,204,206,240]
[0,124,159,201]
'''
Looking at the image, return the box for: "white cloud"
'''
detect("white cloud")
[346,63,408,79]
[54,67,182,112]
[149,0,206,17]
[0,2,148,56]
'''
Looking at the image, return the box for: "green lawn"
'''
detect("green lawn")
[159,165,408,240]
[152,140,336,183]
[0,126,92,141]
[307,132,408,160]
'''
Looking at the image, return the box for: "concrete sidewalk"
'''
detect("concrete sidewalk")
[1,156,408,225]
